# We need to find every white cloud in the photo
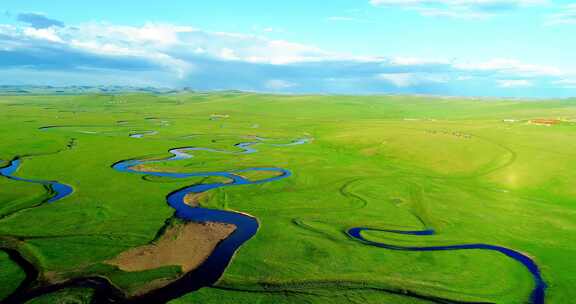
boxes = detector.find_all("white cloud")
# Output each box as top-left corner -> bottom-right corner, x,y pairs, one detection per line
220,48 -> 239,60
248,39 -> 328,64
66,35 -> 193,78
23,27 -> 63,43
370,0 -> 549,19
389,56 -> 449,66
2,22 -> 565,79
0,22 -> 336,77
497,79 -> 533,88
413,7 -> 491,19
265,79 -> 297,90
0,20 -> 574,97
454,58 -> 563,77
370,0 -> 547,7
376,73 -> 418,87
251,25 -> 286,34
547,4 -> 576,25
44,23 -> 330,65
375,73 -> 447,87
71,23 -> 195,47
554,79 -> 576,88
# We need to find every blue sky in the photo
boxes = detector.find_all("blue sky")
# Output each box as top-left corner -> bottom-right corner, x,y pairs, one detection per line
1,0 -> 575,97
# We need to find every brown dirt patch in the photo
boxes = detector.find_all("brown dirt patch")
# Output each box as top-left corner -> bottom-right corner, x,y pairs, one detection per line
530,118 -> 560,125
183,192 -> 207,207
128,164 -> 169,173
107,221 -> 236,273
236,171 -> 281,182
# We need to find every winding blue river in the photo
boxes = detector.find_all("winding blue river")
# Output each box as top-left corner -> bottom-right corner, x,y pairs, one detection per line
347,227 -> 546,304
112,137 -> 308,302
1,132 -> 545,304
0,158 -> 73,203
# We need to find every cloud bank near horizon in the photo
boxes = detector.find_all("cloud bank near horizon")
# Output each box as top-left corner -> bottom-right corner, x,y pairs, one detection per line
0,16 -> 575,98
370,0 -> 549,19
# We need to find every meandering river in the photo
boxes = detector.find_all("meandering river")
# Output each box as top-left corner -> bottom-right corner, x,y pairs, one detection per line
347,227 -> 546,304
0,132 -> 546,304
0,158 -> 73,203
111,137 -> 307,302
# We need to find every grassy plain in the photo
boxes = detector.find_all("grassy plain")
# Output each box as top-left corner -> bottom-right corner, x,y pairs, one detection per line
1,93 -> 576,303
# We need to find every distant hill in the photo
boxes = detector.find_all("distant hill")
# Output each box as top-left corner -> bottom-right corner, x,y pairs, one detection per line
0,85 -> 190,95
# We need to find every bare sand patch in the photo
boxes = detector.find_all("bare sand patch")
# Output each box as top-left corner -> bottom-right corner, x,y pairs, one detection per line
107,221 -> 236,273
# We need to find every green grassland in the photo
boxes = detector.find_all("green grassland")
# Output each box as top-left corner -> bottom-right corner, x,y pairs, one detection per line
1,93 -> 576,303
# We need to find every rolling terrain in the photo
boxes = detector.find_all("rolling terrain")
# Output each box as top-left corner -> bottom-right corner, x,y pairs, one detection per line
1,92 -> 576,303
